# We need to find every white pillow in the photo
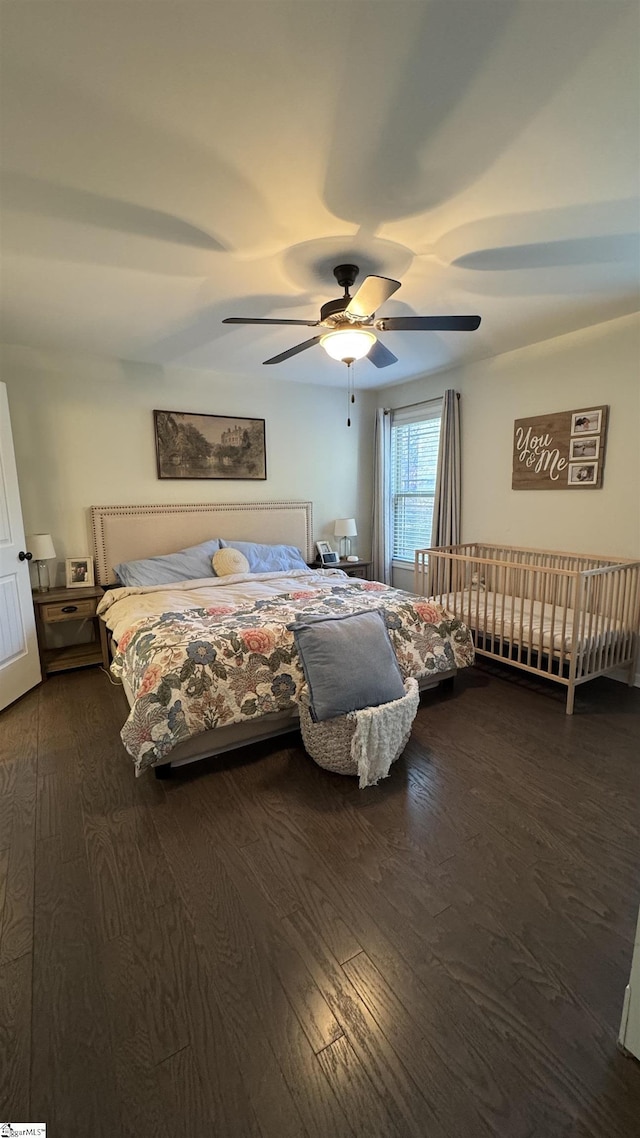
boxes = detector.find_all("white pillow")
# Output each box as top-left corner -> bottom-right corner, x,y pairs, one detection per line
212,547 -> 250,576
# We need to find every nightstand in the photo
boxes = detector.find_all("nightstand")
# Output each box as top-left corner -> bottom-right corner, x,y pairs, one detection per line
310,559 -> 373,580
32,585 -> 109,678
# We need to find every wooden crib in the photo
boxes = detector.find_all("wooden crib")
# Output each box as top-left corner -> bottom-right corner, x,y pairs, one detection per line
415,543 -> 640,714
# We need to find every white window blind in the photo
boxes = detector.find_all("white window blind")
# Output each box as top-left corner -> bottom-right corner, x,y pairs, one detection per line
390,401 -> 442,562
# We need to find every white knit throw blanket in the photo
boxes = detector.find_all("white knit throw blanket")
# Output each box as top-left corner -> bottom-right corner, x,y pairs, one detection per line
350,678 -> 420,789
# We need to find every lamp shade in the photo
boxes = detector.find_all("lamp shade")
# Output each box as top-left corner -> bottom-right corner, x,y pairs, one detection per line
27,533 -> 56,560
334,518 -> 357,539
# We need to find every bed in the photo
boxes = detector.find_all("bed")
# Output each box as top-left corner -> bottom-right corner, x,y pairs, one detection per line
415,542 -> 640,714
91,501 -> 474,775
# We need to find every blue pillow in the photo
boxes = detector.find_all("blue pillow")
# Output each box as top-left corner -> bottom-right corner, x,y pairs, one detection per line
289,609 -> 405,722
114,539 -> 221,586
218,539 -> 307,574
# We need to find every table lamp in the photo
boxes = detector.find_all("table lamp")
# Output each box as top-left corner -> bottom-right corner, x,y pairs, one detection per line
27,533 -> 56,592
334,518 -> 357,559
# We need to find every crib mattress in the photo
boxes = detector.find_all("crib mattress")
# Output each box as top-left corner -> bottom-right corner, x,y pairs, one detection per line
434,589 -> 623,656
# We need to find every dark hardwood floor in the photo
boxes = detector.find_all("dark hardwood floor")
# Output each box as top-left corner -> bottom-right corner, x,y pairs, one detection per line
1,663 -> 639,1137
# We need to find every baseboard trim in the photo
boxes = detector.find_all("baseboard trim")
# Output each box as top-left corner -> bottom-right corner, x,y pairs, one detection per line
610,666 -> 640,688
618,983 -> 631,1048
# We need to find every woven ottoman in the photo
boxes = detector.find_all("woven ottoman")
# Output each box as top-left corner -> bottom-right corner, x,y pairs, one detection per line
298,677 -> 420,788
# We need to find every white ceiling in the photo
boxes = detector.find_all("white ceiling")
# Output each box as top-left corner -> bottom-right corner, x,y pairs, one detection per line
1,1 -> 638,389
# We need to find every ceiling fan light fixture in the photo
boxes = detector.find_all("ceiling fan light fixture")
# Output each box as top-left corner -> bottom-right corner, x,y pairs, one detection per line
223,264 -> 481,369
320,328 -> 376,362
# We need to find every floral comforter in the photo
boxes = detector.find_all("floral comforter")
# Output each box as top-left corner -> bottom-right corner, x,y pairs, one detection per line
99,573 -> 474,774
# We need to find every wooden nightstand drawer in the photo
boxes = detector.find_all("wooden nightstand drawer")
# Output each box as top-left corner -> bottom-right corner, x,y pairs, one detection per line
41,597 -> 97,623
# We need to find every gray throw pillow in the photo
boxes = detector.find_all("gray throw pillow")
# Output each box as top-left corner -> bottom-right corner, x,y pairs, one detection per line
289,609 -> 405,722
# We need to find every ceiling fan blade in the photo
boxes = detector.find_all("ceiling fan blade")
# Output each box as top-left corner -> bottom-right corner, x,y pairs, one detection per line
377,315 -> 481,332
367,340 -> 398,368
345,275 -> 401,318
263,336 -> 322,365
223,317 -> 319,326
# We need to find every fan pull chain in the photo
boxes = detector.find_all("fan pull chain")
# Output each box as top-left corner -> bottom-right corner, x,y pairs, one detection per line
346,360 -> 356,427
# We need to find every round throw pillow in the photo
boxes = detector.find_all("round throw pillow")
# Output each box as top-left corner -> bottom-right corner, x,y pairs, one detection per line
212,547 -> 250,576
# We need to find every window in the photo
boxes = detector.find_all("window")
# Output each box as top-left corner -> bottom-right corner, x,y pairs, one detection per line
390,401 -> 442,563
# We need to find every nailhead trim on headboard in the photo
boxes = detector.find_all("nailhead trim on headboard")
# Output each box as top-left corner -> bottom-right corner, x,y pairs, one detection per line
90,500 -> 314,585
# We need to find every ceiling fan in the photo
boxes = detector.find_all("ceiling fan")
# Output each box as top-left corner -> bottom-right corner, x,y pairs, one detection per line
222,263 -> 481,368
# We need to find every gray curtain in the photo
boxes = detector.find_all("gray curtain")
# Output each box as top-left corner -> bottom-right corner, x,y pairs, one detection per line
372,407 -> 392,583
431,389 -> 461,547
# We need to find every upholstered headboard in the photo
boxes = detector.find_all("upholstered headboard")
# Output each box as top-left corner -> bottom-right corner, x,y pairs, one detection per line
90,500 -> 314,585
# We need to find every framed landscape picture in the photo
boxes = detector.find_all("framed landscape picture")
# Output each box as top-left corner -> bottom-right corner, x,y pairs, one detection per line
154,410 -> 266,480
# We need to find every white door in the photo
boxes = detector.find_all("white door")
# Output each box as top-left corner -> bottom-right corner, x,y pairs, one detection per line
0,382 -> 41,710
619,907 -> 640,1061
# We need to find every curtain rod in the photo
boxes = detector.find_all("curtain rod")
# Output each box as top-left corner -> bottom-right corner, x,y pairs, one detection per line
383,392 -> 459,415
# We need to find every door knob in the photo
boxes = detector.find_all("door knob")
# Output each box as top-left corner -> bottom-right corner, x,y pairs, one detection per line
18,550 -> 33,561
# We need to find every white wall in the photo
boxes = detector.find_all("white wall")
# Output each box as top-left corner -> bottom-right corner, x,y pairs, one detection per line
370,313 -> 640,592
1,344 -> 374,586
4,312 -> 637,595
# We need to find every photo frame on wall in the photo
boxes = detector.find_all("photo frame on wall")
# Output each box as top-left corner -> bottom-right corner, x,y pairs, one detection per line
568,461 -> 598,486
154,410 -> 266,480
569,436 -> 600,461
571,409 -> 602,435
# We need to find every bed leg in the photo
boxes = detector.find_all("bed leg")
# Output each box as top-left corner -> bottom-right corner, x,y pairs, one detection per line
566,683 -> 576,716
154,763 -> 173,780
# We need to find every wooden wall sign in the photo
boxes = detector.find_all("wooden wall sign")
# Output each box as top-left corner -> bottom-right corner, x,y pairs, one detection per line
512,405 -> 608,490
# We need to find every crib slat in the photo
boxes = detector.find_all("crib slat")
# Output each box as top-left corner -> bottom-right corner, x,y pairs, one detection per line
582,573 -> 592,679
473,557 -> 481,651
515,560 -> 524,666
598,570 -> 608,675
505,557 -> 514,664
609,565 -> 623,671
547,576 -> 557,675
618,569 -> 628,666
558,570 -> 571,677
598,569 -> 613,675
539,569 -> 548,670
527,569 -> 536,665
622,567 -> 634,665
618,566 -> 630,667
568,572 -> 586,703
488,561 -> 494,652
610,565 -> 623,667
628,566 -> 637,678
629,567 -> 638,663
598,573 -> 608,672
586,577 -> 596,677
593,574 -> 604,676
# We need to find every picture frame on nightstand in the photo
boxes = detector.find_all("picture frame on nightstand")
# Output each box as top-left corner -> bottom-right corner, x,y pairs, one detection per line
315,541 -> 339,565
65,556 -> 95,588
